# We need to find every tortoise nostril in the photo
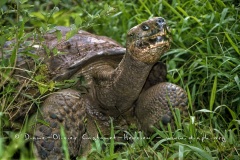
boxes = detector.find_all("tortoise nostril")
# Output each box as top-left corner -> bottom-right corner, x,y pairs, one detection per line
156,17 -> 165,27
158,17 -> 165,23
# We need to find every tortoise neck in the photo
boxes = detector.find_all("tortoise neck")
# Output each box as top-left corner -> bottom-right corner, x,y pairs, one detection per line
95,53 -> 153,117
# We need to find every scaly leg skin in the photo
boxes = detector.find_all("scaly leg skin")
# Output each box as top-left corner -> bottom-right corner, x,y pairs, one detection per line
135,82 -> 188,133
33,89 -> 87,159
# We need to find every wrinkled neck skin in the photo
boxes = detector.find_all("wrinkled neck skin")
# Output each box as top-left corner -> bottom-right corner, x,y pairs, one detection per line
94,51 -> 154,117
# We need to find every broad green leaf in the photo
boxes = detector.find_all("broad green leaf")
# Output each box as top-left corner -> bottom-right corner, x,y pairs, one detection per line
75,16 -> 83,27
30,12 -> 46,20
38,84 -> 48,95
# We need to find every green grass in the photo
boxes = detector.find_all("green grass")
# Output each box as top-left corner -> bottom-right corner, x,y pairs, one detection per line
1,0 -> 240,159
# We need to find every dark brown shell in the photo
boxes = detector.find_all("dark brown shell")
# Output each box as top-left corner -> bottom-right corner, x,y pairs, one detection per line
42,26 -> 126,80
1,26 -> 125,81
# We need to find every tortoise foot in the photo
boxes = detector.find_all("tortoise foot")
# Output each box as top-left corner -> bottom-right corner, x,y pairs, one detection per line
33,89 -> 86,159
135,82 -> 188,133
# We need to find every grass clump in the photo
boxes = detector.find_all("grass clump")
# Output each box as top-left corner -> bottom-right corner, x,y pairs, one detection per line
0,0 -> 239,159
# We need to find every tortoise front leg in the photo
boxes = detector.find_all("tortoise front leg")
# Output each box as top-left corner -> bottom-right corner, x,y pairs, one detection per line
33,89 -> 87,159
135,82 -> 188,133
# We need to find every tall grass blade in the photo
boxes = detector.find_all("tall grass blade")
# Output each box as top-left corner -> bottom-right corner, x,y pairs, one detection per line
179,144 -> 184,160
210,76 -> 217,118
109,118 -> 115,157
225,32 -> 240,55
60,126 -> 70,160
162,1 -> 183,19
186,86 -> 193,115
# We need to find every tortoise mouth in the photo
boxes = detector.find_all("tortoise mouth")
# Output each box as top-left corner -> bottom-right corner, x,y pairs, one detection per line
136,33 -> 170,49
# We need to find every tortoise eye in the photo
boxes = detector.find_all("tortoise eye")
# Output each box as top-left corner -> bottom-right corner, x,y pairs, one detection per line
141,24 -> 150,31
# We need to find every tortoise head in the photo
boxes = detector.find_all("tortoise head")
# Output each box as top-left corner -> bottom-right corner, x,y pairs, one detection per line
126,17 -> 170,64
